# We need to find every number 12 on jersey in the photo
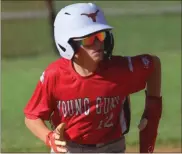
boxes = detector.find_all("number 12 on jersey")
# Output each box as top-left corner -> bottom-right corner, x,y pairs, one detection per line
97,112 -> 114,129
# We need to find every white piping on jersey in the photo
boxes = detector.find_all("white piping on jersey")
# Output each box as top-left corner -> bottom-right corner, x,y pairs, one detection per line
127,56 -> 133,72
120,97 -> 127,134
40,71 -> 45,83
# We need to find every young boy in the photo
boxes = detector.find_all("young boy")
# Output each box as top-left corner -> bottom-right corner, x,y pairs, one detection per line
24,2 -> 162,153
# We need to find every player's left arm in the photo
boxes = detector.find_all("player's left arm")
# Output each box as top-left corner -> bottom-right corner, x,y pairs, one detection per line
139,55 -> 162,153
146,55 -> 161,97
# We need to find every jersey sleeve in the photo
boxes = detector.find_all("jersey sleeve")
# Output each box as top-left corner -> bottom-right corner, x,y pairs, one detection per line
24,70 -> 56,120
124,54 -> 155,94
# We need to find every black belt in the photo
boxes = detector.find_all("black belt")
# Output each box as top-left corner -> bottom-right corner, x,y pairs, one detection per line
69,136 -> 124,148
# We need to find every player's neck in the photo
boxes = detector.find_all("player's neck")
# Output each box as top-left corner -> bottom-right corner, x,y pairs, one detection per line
72,60 -> 99,77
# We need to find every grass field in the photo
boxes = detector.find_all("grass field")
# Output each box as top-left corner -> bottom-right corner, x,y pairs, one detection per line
2,1 -> 181,153
2,1 -> 180,12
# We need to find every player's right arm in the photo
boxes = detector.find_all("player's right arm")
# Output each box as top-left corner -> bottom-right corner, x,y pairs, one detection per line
24,70 -> 67,153
25,117 -> 51,143
25,117 -> 67,153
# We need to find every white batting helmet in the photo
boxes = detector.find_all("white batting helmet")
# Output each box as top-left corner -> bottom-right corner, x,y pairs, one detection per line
54,3 -> 113,60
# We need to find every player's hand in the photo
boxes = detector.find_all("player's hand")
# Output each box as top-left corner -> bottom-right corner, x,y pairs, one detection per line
46,123 -> 67,153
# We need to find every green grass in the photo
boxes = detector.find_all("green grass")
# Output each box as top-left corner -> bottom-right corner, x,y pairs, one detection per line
1,18 -> 54,58
54,1 -> 181,10
1,1 -> 47,12
2,14 -> 181,152
2,1 -> 180,12
2,15 -> 181,58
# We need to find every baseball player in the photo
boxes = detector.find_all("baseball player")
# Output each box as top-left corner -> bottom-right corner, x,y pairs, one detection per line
24,3 -> 162,153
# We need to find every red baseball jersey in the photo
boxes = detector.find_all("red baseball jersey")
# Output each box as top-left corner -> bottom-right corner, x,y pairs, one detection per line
24,55 -> 154,144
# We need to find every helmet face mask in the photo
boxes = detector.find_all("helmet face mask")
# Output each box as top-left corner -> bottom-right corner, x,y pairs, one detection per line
54,3 -> 114,60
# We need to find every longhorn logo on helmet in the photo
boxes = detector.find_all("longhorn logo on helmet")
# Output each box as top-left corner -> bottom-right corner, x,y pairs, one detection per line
81,10 -> 99,22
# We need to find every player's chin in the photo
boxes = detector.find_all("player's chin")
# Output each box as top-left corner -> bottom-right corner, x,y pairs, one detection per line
92,55 -> 103,63
91,52 -> 104,62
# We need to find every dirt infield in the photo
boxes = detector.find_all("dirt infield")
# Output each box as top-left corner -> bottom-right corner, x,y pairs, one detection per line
126,146 -> 181,152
